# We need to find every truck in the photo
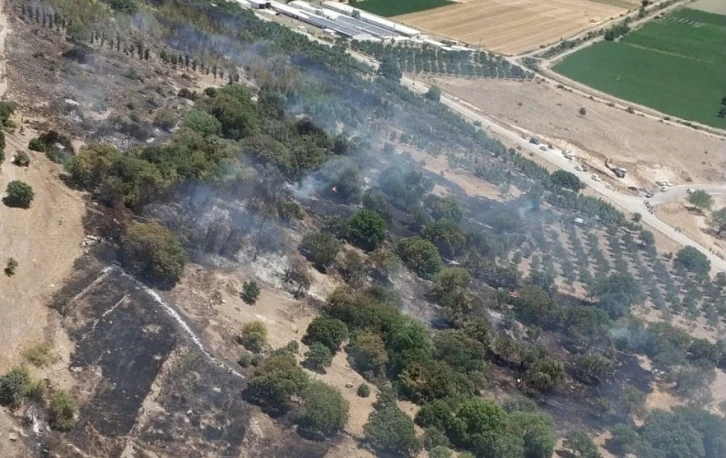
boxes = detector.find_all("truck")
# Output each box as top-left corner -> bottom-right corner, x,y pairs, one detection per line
605,158 -> 627,178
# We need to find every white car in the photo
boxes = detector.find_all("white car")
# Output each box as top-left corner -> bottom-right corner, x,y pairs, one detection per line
591,174 -> 602,182
686,188 -> 695,194
574,165 -> 583,171
661,186 -> 669,192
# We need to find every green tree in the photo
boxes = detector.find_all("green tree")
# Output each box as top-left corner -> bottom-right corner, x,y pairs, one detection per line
239,321 -> 268,353
245,352 -> 309,413
430,267 -> 471,299
203,85 -> 258,140
348,331 -> 389,377
397,237 -> 443,279
433,329 -> 485,373
425,85 -> 442,103
364,403 -> 421,457
564,429 -> 602,458
422,220 -> 466,258
120,221 -> 187,285
425,195 -> 464,223
573,353 -> 614,384
709,207 -> 726,236
182,110 -> 222,137
512,285 -> 560,326
551,170 -> 581,192
240,281 -> 261,305
3,180 -> 34,208
675,246 -> 711,276
525,358 -> 566,392
0,367 -> 31,405
65,144 -> 121,190
687,190 -> 714,213
295,380 -> 349,438
508,411 -> 558,458
299,231 -> 340,271
49,391 -> 78,431
346,209 -> 388,251
304,342 -> 333,373
377,56 -> 402,82
303,316 -> 349,354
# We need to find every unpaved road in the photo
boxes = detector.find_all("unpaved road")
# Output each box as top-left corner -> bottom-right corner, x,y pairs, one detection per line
339,44 -> 726,272
399,75 -> 726,273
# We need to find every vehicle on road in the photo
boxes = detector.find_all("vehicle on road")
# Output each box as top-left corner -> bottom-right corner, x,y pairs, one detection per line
591,174 -> 602,182
687,188 -> 695,194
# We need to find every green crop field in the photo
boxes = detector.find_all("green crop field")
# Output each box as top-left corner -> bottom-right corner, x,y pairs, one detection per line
554,8 -> 726,129
351,0 -> 453,17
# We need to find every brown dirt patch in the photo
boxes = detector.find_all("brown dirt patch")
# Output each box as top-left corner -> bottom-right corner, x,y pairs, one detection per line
396,0 -> 628,55
428,77 -> 726,186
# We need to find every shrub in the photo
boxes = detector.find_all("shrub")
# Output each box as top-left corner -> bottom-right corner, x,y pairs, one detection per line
579,107 -> 587,116
4,180 -> 34,208
13,151 -> 30,167
357,383 -> 371,398
304,342 -> 333,373
5,258 -> 18,276
23,344 -> 55,367
152,108 -> 177,131
0,367 -> 31,405
303,316 -> 349,354
49,391 -> 78,431
240,280 -> 261,305
119,221 -> 187,285
425,86 -> 442,103
295,380 -> 349,438
238,352 -> 252,368
239,321 -> 268,353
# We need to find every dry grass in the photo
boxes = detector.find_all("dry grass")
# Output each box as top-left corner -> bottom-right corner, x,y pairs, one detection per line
22,343 -> 57,367
396,0 -> 628,54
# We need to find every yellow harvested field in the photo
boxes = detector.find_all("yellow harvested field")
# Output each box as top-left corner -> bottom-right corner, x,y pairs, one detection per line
396,0 -> 630,55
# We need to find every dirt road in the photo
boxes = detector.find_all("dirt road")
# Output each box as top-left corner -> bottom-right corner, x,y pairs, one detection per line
399,75 -> 726,273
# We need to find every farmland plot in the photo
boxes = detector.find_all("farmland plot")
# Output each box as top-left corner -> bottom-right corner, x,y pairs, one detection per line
395,0 -> 627,55
554,8 -> 726,128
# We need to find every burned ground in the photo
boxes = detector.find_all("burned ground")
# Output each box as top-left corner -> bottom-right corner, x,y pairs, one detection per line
43,261 -> 332,458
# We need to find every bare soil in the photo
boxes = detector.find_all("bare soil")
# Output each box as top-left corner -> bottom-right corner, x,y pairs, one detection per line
0,125 -> 86,374
427,77 -> 726,187
690,0 -> 726,14
396,0 -> 628,55
654,198 -> 726,260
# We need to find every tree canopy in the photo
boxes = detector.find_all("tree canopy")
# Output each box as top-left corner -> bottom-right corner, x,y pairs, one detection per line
397,237 -> 443,279
675,246 -> 711,276
120,221 -> 187,285
687,190 -> 714,212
